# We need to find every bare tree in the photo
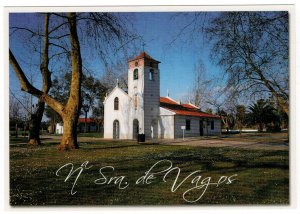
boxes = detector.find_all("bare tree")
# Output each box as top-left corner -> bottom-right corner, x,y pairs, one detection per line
10,14 -> 52,145
236,105 -> 246,134
10,12 -> 138,150
9,94 -> 23,137
186,59 -> 215,110
102,59 -> 129,92
170,12 -> 288,117
10,13 -> 82,150
206,12 -> 289,115
27,14 -> 51,145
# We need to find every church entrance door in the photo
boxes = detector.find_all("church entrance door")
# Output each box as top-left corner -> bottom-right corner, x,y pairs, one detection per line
113,120 -> 120,139
133,119 -> 139,140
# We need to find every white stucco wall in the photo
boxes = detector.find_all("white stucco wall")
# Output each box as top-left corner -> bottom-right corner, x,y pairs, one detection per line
103,87 -> 131,139
158,107 -> 175,139
174,116 -> 221,138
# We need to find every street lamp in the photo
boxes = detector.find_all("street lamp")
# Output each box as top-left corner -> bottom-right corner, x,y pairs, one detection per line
82,104 -> 90,133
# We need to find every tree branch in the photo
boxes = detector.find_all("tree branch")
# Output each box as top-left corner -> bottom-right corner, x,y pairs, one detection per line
50,34 -> 70,40
49,42 -> 70,53
51,13 -> 69,19
9,49 -> 64,116
10,27 -> 44,37
49,21 -> 69,34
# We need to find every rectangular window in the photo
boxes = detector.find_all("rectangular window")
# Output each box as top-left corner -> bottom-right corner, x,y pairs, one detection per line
186,119 -> 191,130
211,120 -> 214,130
149,69 -> 154,81
133,69 -> 138,80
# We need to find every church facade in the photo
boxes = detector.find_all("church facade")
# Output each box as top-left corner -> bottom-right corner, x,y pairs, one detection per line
103,52 -> 221,139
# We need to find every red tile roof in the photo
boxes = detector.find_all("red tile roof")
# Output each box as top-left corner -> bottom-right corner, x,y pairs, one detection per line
160,97 -> 179,105
128,51 -> 160,63
78,118 -> 95,123
160,97 -> 220,119
167,109 -> 220,118
181,103 -> 199,110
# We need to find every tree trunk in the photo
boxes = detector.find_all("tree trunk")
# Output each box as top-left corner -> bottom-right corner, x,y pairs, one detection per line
249,60 -> 289,115
58,12 -> 82,150
97,122 -> 101,132
239,124 -> 242,136
15,124 -> 18,137
27,13 -> 51,145
59,116 -> 79,150
258,123 -> 263,132
28,101 -> 46,145
28,103 -> 42,145
51,123 -> 56,134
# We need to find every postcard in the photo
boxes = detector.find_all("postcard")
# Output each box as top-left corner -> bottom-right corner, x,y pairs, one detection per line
5,4 -> 294,208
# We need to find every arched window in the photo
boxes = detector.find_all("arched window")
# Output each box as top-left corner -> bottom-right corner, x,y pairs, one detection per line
133,69 -> 138,80
114,97 -> 119,110
113,120 -> 120,139
149,69 -> 154,81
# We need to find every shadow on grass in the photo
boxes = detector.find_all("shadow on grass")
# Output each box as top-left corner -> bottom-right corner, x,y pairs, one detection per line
10,140 -> 160,151
80,142 -> 160,151
160,147 -> 289,173
231,141 -> 289,149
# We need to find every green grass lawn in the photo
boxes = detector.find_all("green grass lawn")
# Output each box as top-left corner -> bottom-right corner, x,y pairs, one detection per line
220,131 -> 289,143
77,132 -> 103,138
9,139 -> 289,206
10,136 -> 29,144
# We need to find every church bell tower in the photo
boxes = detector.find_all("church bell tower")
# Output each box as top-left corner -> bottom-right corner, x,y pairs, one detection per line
127,52 -> 160,139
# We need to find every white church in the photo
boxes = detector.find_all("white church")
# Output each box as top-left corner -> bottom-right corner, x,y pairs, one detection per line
103,52 -> 221,140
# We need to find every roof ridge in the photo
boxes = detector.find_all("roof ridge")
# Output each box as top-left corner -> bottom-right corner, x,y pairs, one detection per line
165,96 -> 180,104
182,103 -> 199,109
128,51 -> 160,63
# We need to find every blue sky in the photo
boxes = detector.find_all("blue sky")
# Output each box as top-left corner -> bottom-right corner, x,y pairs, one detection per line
129,12 -> 222,99
9,12 -> 222,103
